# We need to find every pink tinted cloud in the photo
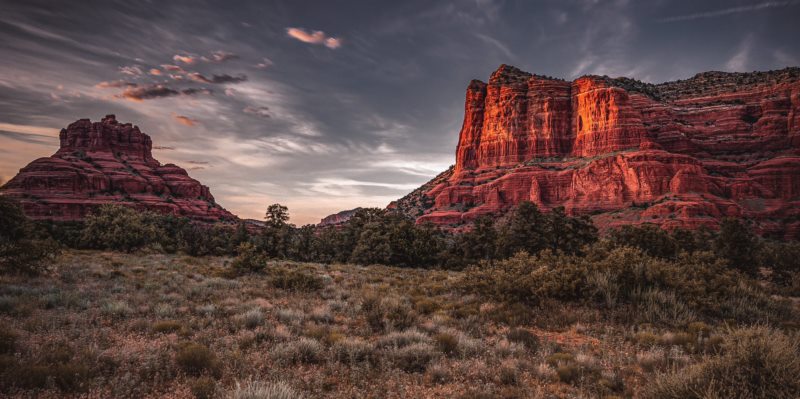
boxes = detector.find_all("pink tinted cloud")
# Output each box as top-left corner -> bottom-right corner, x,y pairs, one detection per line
173,54 -> 196,64
286,27 -> 342,49
174,114 -> 198,127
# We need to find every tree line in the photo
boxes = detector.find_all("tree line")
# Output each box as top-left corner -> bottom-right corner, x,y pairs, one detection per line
1,196 -> 798,290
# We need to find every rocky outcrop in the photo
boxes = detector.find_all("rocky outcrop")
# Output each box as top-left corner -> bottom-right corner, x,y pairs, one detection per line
396,65 -> 800,238
0,115 -> 236,222
318,208 -> 361,226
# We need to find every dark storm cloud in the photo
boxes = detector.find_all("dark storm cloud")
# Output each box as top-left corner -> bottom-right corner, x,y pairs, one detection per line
243,106 -> 271,118
188,72 -> 248,84
117,85 -> 179,101
0,0 -> 798,223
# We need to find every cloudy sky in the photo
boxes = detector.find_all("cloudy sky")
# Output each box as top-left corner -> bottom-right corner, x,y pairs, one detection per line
0,0 -> 798,224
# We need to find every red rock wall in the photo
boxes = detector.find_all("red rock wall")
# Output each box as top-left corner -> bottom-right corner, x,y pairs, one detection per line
1,115 -> 236,222
412,65 -> 800,238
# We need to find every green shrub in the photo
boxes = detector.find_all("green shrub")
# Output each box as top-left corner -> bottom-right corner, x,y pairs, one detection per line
101,300 -> 133,319
176,343 -> 220,376
556,363 -> 581,384
463,245 -> 782,323
434,332 -> 459,356
506,328 -> 539,352
387,343 -> 438,372
0,196 -> 59,275
332,338 -> 374,364
270,338 -> 323,365
190,376 -> 217,399
153,320 -> 184,334
608,224 -> 677,259
236,308 -> 265,329
270,268 -> 323,291
231,242 -> 267,274
646,326 -> 800,398
633,288 -> 696,326
498,362 -> 520,385
760,240 -> 800,288
713,218 -> 760,276
81,204 -> 165,252
462,250 -> 589,305
362,293 -> 416,332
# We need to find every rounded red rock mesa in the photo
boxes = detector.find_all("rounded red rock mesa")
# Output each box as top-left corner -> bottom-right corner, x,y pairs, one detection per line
1,116 -> 236,222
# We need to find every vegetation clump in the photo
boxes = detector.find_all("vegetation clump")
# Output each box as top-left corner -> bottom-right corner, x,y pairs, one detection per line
646,326 -> 800,398
0,196 -> 59,275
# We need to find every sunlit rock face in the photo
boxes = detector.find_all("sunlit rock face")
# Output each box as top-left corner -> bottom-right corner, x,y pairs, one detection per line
396,65 -> 800,237
318,207 -> 361,227
1,115 -> 236,222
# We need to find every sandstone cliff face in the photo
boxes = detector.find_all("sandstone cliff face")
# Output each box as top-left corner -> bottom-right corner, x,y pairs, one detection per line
401,65 -> 800,237
0,115 -> 236,222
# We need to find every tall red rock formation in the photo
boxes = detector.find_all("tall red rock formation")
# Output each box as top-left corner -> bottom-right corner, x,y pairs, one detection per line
0,115 -> 236,222
394,65 -> 800,238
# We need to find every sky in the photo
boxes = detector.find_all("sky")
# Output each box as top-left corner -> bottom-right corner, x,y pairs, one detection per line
0,0 -> 799,225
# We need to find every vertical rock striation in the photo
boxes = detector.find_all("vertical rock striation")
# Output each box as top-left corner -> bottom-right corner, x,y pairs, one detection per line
396,65 -> 800,237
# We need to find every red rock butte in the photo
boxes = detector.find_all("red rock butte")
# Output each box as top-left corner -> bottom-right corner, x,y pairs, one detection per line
391,65 -> 800,238
0,115 -> 236,222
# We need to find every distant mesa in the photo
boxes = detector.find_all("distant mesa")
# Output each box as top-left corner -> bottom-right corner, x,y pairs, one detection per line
0,114 -> 236,222
393,65 -> 800,238
319,207 -> 362,227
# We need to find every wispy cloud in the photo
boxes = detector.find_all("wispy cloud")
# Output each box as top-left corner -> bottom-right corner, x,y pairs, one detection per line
726,35 -> 754,72
658,1 -> 800,23
201,50 -> 238,63
118,65 -> 143,76
474,33 -> 515,60
161,64 -> 185,73
0,122 -> 58,137
95,80 -> 136,88
256,57 -> 273,68
286,27 -> 342,49
173,114 -> 197,127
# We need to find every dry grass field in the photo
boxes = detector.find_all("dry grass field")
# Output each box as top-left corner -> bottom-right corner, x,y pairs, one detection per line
0,250 -> 798,398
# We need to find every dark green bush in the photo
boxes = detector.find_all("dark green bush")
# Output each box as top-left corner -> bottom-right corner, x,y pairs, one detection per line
462,245 -> 785,324
608,224 -> 677,259
506,328 -> 539,352
713,218 -> 760,276
270,268 -> 324,291
230,242 -> 267,274
175,343 -> 220,376
81,205 -> 165,252
0,196 -> 59,275
760,240 -> 800,288
190,376 -> 217,399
